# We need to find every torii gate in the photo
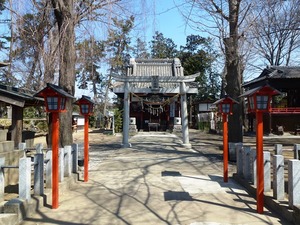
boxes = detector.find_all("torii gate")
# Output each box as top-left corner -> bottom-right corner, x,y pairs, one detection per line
112,73 -> 199,148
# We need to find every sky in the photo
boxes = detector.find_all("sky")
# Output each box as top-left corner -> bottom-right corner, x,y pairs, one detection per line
77,0 -> 197,98
146,0 -> 195,47
0,0 -> 198,97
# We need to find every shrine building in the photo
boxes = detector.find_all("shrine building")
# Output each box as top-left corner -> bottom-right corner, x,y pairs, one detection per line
112,58 -> 199,147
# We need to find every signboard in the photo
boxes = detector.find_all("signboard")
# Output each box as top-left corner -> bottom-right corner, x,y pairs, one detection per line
151,76 -> 159,91
170,101 -> 175,117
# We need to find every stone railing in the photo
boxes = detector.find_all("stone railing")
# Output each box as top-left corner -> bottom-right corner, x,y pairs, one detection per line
232,142 -> 300,224
0,142 -> 82,224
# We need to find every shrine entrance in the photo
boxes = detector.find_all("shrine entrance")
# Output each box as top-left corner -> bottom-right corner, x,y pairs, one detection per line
112,58 -> 199,147
130,92 -> 180,132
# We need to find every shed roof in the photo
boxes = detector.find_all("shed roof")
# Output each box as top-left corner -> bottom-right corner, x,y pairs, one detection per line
0,84 -> 44,107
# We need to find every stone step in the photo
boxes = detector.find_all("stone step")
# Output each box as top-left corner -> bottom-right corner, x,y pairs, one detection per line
0,213 -> 18,225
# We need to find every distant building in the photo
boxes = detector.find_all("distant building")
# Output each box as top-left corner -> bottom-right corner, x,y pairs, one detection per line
243,66 -> 300,134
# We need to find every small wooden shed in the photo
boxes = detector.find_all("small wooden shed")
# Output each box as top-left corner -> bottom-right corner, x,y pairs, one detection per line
0,84 -> 44,147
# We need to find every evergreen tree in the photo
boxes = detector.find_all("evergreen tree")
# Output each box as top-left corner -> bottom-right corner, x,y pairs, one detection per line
103,15 -> 134,116
132,38 -> 149,59
76,37 -> 106,99
150,31 -> 178,58
178,35 -> 220,100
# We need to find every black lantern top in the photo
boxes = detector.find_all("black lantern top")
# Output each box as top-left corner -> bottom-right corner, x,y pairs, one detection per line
74,95 -> 94,115
34,83 -> 74,112
213,96 -> 238,115
240,85 -> 280,113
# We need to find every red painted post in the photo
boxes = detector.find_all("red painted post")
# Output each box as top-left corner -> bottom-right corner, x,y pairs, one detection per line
223,114 -> 228,182
256,112 -> 264,213
84,114 -> 89,182
52,112 -> 59,209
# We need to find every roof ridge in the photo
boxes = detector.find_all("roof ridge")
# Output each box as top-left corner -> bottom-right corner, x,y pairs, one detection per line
270,66 -> 300,69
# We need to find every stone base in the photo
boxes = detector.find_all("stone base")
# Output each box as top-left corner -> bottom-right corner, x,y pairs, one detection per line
181,143 -> 192,149
129,125 -> 137,133
173,125 -> 182,131
121,143 -> 132,148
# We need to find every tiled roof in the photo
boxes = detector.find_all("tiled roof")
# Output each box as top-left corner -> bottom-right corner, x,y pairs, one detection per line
243,66 -> 300,88
128,58 -> 183,77
127,58 -> 183,89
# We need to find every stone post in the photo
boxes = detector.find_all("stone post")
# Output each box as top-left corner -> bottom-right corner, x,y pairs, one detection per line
293,144 -> 300,159
0,157 -> 5,202
34,153 -> 44,196
45,150 -> 52,188
71,143 -> 78,173
64,145 -> 72,177
274,144 -> 283,155
36,143 -> 43,154
264,151 -> 271,192
59,148 -> 64,182
19,157 -> 31,200
250,148 -> 257,186
288,159 -> 300,208
236,143 -> 243,176
228,142 -> 235,162
243,146 -> 251,181
180,81 -> 191,148
273,155 -> 285,200
235,143 -> 243,162
18,142 -> 26,157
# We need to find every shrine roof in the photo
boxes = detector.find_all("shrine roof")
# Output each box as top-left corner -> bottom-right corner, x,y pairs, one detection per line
112,58 -> 199,95
128,58 -> 184,77
243,66 -> 300,89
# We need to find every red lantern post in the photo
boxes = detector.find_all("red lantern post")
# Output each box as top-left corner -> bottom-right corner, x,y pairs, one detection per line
241,85 -> 280,213
34,83 -> 74,209
213,96 -> 238,182
74,95 -> 94,182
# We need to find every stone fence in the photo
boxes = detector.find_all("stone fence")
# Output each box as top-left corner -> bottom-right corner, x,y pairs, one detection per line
231,142 -> 300,224
0,142 -> 83,224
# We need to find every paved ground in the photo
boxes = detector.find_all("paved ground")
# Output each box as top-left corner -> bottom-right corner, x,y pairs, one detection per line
20,129 -> 299,225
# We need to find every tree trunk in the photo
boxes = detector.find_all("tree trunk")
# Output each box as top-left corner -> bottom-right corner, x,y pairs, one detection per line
224,0 -> 243,143
52,0 -> 76,147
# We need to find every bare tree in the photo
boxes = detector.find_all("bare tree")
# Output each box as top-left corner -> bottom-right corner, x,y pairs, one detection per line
48,0 -> 128,146
246,0 -> 300,68
179,0 -> 252,142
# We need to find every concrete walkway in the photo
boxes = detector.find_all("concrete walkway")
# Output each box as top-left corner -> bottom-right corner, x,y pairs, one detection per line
21,131 -> 292,225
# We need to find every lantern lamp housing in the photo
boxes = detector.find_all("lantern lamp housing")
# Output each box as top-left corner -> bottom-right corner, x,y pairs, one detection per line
74,95 -> 94,116
34,83 -> 74,113
240,85 -> 281,113
213,96 -> 238,115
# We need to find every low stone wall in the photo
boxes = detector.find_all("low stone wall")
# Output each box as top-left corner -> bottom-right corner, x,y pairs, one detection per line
0,129 -> 23,187
0,150 -> 24,187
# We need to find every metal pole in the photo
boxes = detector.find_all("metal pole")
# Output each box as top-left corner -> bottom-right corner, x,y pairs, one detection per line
84,114 -> 89,182
52,112 -> 59,209
223,114 -> 228,182
256,112 -> 264,213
